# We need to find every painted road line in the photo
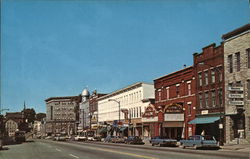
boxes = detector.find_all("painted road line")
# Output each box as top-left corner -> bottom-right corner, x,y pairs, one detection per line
56,148 -> 61,152
69,154 -> 79,159
89,147 -> 158,159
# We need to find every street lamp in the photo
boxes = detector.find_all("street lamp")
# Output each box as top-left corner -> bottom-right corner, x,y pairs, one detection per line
108,99 -> 121,123
197,62 -> 224,146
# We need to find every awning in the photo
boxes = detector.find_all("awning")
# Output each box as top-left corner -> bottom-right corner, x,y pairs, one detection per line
97,127 -> 107,134
188,116 -> 220,124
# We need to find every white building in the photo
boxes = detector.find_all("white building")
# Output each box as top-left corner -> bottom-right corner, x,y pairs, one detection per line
5,119 -> 18,137
78,88 -> 90,132
98,82 -> 154,136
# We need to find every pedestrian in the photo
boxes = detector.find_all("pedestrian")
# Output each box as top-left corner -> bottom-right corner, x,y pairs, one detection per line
201,130 -> 205,136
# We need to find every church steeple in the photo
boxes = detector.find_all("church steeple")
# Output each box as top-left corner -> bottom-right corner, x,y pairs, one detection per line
23,101 -> 26,110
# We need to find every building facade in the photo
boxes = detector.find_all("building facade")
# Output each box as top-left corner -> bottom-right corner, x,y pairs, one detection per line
45,96 -> 81,136
5,119 -> 18,137
192,43 -> 225,144
222,24 -> 250,144
98,82 -> 154,137
154,66 -> 196,140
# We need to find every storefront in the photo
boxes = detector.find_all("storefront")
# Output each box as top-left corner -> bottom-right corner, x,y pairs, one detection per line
142,104 -> 160,139
162,104 -> 184,140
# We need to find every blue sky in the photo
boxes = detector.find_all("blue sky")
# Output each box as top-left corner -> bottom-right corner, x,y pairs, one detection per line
1,0 -> 249,113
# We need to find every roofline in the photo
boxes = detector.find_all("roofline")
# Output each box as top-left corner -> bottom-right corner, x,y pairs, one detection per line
45,96 -> 80,102
154,66 -> 193,81
98,82 -> 153,101
222,23 -> 250,40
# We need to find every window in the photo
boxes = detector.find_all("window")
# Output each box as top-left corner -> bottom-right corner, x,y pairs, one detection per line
199,93 -> 203,108
176,85 -> 180,97
211,91 -> 216,107
235,52 -> 240,72
218,89 -> 223,107
198,73 -> 202,86
204,71 -> 209,85
247,48 -> 250,68
136,107 -> 138,118
205,92 -> 209,108
211,69 -> 215,83
188,104 -> 192,115
188,83 -> 191,95
217,66 -> 223,82
158,89 -> 162,101
166,87 -> 169,99
139,107 -> 142,117
247,80 -> 250,100
228,55 -> 233,73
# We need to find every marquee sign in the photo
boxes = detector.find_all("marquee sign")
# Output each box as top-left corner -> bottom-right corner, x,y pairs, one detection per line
164,103 -> 183,113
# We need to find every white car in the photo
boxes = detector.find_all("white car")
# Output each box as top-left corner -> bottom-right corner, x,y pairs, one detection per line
87,136 -> 94,141
74,135 -> 86,141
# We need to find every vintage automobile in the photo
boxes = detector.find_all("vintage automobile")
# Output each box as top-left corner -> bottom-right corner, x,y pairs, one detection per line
74,135 -> 87,141
150,136 -> 177,147
54,133 -> 67,141
180,135 -> 219,149
125,136 -> 145,145
111,136 -> 125,143
14,131 -> 26,143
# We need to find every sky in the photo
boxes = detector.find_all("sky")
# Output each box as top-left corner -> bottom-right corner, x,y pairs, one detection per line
1,0 -> 249,113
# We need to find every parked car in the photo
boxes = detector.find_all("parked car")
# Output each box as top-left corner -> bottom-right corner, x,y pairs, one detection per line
180,135 -> 219,149
111,136 -> 125,143
74,135 -> 87,141
45,136 -> 53,140
54,134 -> 67,141
87,136 -> 95,141
150,136 -> 177,147
125,136 -> 145,145
14,131 -> 26,143
104,136 -> 115,143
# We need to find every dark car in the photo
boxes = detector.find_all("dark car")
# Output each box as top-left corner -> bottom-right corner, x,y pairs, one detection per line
14,131 -> 26,143
125,136 -> 145,145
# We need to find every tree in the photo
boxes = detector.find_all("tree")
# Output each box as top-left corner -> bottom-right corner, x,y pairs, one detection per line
22,108 -> 36,123
36,113 -> 46,121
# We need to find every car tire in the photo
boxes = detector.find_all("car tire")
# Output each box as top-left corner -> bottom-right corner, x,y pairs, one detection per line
194,145 -> 198,150
152,143 -> 155,146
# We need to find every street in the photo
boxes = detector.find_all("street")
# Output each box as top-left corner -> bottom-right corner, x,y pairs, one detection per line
0,139 -> 249,159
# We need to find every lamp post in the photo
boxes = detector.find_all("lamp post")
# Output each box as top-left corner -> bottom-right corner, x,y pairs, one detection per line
108,99 -> 121,123
197,62 -> 224,146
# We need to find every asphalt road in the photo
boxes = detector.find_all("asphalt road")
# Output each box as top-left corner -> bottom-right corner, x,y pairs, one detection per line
0,139 -> 249,159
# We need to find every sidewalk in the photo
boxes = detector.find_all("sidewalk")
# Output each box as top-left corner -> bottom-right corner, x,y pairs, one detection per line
221,144 -> 250,152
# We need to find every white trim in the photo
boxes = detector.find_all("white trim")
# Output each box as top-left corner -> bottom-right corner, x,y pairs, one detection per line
187,81 -> 191,84
187,102 -> 192,104
176,84 -> 180,86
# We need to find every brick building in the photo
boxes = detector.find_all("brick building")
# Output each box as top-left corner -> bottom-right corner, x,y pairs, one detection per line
222,24 -> 250,144
154,66 -> 196,140
192,43 -> 224,144
45,96 -> 81,136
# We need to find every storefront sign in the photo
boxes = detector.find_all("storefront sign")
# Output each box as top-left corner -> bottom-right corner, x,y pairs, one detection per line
164,103 -> 183,113
142,105 -> 157,118
228,87 -> 243,91
142,116 -> 158,122
201,110 -> 208,115
164,114 -> 184,121
229,94 -> 244,98
229,101 -> 244,105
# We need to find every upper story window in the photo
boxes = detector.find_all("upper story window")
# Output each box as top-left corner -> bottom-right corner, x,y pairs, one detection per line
188,83 -> 191,95
205,92 -> 209,108
211,69 -> 215,83
176,85 -> 180,97
211,91 -> 216,107
228,55 -> 233,73
188,103 -> 192,115
198,72 -> 202,86
204,71 -> 209,85
158,89 -> 162,101
235,52 -> 240,72
247,80 -> 250,100
199,93 -> 203,109
218,88 -> 223,107
166,87 -> 170,99
247,48 -> 250,68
